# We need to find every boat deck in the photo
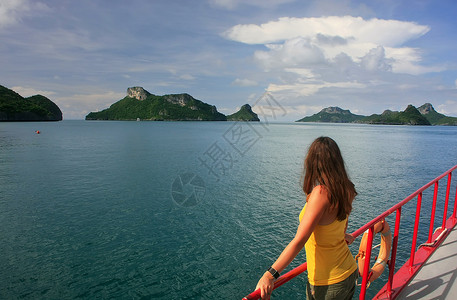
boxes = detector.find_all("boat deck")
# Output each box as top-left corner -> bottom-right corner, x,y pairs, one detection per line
396,225 -> 457,299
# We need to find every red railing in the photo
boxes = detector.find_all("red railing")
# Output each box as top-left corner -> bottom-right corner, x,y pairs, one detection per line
243,165 -> 457,300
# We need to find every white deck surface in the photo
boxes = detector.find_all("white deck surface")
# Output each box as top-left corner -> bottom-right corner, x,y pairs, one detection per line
397,226 -> 457,299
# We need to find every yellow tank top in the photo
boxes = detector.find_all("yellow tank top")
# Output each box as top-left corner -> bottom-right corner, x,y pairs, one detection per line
299,204 -> 357,286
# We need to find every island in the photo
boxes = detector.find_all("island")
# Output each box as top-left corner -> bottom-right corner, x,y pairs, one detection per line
227,104 -> 260,121
418,103 -> 457,125
86,87 -> 226,121
297,103 -> 457,126
297,107 -> 364,123
0,85 -> 62,121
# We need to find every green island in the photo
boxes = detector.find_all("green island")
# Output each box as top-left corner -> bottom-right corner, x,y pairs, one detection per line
86,87 -> 258,121
297,103 -> 457,125
3,82 -> 455,125
0,85 -> 62,121
226,104 -> 259,121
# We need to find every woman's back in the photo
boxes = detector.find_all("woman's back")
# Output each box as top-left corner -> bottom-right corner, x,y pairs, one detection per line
300,199 -> 357,286
252,137 -> 358,300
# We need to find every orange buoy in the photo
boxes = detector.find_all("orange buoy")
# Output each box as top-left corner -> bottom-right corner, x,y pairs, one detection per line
35,130 -> 40,134
356,219 -> 392,286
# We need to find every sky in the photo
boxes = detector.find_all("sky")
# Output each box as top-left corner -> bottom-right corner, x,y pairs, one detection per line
1,0 -> 457,120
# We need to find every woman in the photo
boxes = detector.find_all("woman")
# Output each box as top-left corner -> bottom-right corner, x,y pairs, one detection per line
255,136 -> 358,300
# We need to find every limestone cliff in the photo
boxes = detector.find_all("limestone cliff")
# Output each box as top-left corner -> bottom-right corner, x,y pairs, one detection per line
418,103 -> 457,125
127,87 -> 151,101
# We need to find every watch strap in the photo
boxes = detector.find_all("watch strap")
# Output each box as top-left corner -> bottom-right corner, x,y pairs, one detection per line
268,267 -> 280,279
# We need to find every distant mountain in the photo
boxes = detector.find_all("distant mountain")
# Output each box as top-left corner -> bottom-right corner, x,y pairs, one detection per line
360,105 -> 430,125
296,103 -> 457,126
0,85 -> 62,121
296,107 -> 365,123
418,103 -> 457,125
86,87 -> 226,121
227,104 -> 260,121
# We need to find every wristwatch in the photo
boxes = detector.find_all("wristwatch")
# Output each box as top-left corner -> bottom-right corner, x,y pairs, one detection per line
268,267 -> 280,279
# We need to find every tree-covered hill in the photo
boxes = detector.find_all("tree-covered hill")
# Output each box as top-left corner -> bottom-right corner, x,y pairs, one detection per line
296,107 -> 364,123
226,104 -> 260,121
297,103 -> 457,126
418,103 -> 457,125
360,105 -> 430,125
0,85 -> 62,121
86,87 -> 226,121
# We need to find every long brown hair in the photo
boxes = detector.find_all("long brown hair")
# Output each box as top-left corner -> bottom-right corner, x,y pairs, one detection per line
302,136 -> 357,220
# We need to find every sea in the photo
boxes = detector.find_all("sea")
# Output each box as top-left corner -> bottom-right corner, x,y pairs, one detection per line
0,120 -> 456,299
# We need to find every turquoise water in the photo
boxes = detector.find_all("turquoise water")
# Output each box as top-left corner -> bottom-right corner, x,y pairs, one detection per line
0,120 -> 456,299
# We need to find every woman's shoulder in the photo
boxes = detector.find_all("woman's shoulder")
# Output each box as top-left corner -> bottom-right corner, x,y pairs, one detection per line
308,185 -> 330,204
311,185 -> 329,195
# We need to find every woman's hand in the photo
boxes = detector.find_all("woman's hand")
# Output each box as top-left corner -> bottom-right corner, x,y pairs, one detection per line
345,233 -> 355,245
255,271 -> 275,300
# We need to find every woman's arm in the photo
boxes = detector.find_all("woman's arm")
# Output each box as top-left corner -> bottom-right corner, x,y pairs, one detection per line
344,219 -> 355,245
255,186 -> 330,299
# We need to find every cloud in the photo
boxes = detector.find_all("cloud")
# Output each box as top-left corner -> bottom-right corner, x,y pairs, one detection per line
267,80 -> 366,97
10,86 -> 126,119
284,68 -> 316,79
360,46 -> 393,72
220,15 -> 455,118
232,78 -> 258,86
11,86 -> 56,98
224,16 -> 429,46
0,0 -> 28,28
0,0 -> 49,29
252,103 -> 324,121
254,37 -> 326,71
224,16 -> 433,75
437,100 -> 457,117
179,74 -> 196,80
315,33 -> 349,46
56,90 -> 125,120
208,0 -> 294,10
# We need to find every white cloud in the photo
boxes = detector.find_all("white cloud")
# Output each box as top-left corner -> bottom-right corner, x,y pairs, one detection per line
281,104 -> 324,118
437,100 -> 457,117
0,0 -> 27,28
250,103 -> 326,122
224,16 -> 433,75
232,78 -> 258,86
392,60 -> 445,75
386,47 -> 445,74
267,81 -> 366,97
254,37 -> 326,71
217,107 -> 237,115
179,74 -> 196,80
0,0 -> 49,28
11,86 -> 56,98
56,91 -> 125,119
284,68 -> 316,79
396,84 -> 419,90
224,16 -> 429,46
10,86 -> 126,119
220,15 -> 450,116
360,46 -> 393,72
208,0 -> 294,10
